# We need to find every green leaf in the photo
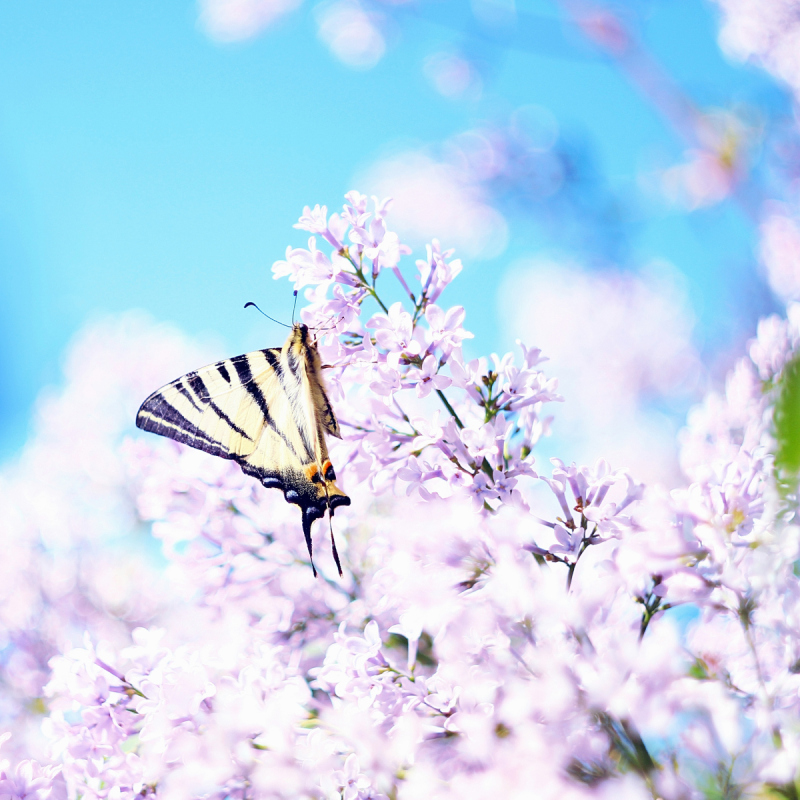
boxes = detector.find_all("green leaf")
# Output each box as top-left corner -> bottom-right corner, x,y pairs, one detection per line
774,355 -> 800,488
689,658 -> 709,680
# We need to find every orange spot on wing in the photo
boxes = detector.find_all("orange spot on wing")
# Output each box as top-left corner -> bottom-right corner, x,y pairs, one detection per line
304,464 -> 322,483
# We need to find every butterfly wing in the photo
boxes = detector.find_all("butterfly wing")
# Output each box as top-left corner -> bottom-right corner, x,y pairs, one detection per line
135,351 -> 278,459
236,337 -> 350,548
136,330 -> 350,575
136,347 -> 316,484
310,364 -> 341,439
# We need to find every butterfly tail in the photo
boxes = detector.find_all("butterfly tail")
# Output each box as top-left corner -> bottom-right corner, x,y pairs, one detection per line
328,511 -> 343,577
301,507 -> 319,578
323,484 -> 348,577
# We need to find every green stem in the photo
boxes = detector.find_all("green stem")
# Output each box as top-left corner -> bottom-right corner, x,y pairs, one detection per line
639,596 -> 671,640
367,287 -> 389,313
436,389 -> 464,429
343,251 -> 389,313
566,535 -> 591,590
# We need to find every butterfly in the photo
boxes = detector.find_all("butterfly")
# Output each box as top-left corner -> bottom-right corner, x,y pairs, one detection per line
136,322 -> 350,577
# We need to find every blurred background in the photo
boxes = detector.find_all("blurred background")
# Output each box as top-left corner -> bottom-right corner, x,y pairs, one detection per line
1,0 -> 798,484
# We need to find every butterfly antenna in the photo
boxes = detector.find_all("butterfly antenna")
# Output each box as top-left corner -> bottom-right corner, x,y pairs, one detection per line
323,484 -> 344,577
244,302 -> 292,329
291,290 -> 298,325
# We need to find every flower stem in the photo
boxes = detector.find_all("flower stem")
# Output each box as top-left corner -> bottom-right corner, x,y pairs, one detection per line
367,287 -> 389,313
436,389 -> 464,429
566,535 -> 591,590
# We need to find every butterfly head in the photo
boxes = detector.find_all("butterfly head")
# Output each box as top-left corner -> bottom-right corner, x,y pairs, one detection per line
288,322 -> 312,350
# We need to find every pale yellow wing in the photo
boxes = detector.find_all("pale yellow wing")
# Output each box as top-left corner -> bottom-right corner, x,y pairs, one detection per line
135,350 -> 285,458
136,328 -> 351,576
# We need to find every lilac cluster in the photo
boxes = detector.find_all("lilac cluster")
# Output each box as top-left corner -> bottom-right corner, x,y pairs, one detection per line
3,194 -> 800,799
277,192 -> 560,512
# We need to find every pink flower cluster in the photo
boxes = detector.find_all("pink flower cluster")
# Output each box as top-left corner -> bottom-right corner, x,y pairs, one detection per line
275,192 -> 560,510
2,194 -> 800,799
713,0 -> 800,102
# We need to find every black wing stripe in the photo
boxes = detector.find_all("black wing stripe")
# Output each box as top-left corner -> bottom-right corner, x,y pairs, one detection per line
263,348 -> 303,400
262,348 -> 315,460
147,395 -> 200,437
218,363 -> 231,383
175,382 -> 203,413
187,372 -> 209,403
232,353 -> 301,460
238,460 -> 283,487
320,389 -> 337,432
262,349 -> 287,385
141,415 -> 227,457
207,399 -> 253,441
286,346 -> 303,380
263,348 -> 306,400
138,395 -> 219,452
182,371 -> 252,441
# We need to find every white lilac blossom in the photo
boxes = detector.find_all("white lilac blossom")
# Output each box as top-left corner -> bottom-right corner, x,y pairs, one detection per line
713,0 -> 800,102
198,0 -> 303,42
503,259 -> 702,485
2,192 -> 800,799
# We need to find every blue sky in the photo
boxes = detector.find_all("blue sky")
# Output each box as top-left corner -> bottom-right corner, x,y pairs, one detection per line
0,0 -> 788,459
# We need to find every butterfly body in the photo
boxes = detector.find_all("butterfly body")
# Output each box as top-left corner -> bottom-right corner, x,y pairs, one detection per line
136,323 -> 350,575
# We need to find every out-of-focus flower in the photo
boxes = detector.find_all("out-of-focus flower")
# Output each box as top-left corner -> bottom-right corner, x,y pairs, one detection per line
0,758 -> 64,800
713,0 -> 800,100
356,151 -> 509,258
759,204 -> 800,303
3,190 -> 800,800
659,109 -> 757,209
199,0 -> 303,41
661,148 -> 736,209
502,258 -> 702,485
423,52 -> 482,100
315,0 -> 386,69
0,313 -> 210,762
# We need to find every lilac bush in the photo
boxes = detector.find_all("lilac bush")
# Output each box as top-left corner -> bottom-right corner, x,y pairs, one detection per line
2,192 -> 800,798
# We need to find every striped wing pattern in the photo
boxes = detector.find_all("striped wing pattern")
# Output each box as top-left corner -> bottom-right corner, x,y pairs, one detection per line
136,325 -> 350,575
135,352 -> 272,460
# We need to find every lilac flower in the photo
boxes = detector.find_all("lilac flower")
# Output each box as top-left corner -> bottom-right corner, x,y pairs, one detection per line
424,304 -> 473,355
368,363 -> 402,397
314,284 -> 365,332
351,221 -> 407,276
388,610 -> 424,672
550,522 -> 583,559
0,760 -> 64,800
271,239 -> 343,289
342,189 -> 370,226
295,203 -> 330,235
414,355 -> 451,398
7,190 -> 800,800
294,203 -> 350,251
713,0 -> 800,102
416,239 -> 463,303
448,349 -> 485,392
464,472 -> 499,509
366,302 -> 421,356
327,754 -> 384,800
396,456 -> 436,500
